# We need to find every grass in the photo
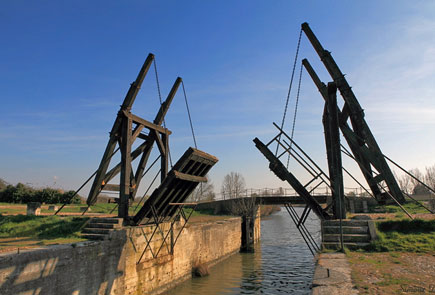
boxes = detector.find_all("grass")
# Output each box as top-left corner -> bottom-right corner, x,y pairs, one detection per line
0,214 -> 89,240
0,202 -> 155,215
364,219 -> 435,252
369,200 -> 430,214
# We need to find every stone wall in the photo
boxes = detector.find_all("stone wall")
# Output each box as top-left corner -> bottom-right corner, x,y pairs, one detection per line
345,196 -> 377,213
0,217 -> 243,295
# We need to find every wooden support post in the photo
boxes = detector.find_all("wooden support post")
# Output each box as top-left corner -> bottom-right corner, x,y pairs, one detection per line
301,23 -> 405,204
119,115 -> 132,219
87,54 -> 155,206
133,77 -> 182,197
326,83 -> 346,219
161,133 -> 169,182
302,59 -> 382,199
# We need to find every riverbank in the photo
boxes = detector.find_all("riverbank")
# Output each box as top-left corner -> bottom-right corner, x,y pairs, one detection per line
348,252 -> 435,294
312,252 -> 358,295
0,216 -> 252,295
315,207 -> 435,294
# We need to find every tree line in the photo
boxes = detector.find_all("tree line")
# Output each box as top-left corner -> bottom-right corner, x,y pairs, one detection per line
395,164 -> 435,195
0,179 -> 82,204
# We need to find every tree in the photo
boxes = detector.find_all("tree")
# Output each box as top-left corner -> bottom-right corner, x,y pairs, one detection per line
0,178 -> 8,191
188,181 -> 215,202
221,172 -> 246,200
394,170 -> 413,195
409,168 -> 424,193
425,165 -> 435,192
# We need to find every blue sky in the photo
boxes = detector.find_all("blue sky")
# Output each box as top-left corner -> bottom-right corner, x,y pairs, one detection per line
1,1 -> 434,197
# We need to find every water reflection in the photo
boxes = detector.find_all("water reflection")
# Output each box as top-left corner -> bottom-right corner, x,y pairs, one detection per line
164,208 -> 320,294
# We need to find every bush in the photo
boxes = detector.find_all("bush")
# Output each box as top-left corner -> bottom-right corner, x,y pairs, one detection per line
61,190 -> 82,204
0,182 -> 82,204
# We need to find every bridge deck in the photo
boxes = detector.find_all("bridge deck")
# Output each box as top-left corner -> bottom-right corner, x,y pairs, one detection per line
133,147 -> 218,225
256,195 -> 328,205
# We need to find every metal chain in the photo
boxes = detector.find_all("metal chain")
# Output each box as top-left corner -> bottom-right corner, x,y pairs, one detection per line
286,62 -> 304,168
181,80 -> 198,149
181,80 -> 202,197
153,59 -> 173,168
276,28 -> 303,156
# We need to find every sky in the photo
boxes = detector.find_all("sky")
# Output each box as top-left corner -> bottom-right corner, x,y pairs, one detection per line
1,1 -> 434,198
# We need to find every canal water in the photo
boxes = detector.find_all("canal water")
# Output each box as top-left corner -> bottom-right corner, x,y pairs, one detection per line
165,207 -> 321,294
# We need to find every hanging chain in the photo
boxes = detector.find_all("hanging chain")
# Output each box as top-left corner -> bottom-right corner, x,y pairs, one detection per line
181,80 -> 203,197
276,28 -> 303,156
181,80 -> 198,149
286,62 -> 303,168
153,59 -> 173,168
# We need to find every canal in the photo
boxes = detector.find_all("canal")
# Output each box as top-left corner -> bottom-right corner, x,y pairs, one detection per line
165,207 -> 321,294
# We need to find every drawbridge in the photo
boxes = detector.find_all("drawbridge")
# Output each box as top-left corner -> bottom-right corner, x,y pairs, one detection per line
254,22 -> 434,254
56,53 -> 218,258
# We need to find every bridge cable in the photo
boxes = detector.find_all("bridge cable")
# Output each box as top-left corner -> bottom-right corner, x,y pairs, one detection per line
153,59 -> 173,168
275,28 -> 303,157
181,80 -> 198,149
181,79 -> 204,198
286,62 -> 304,168
54,147 -> 120,215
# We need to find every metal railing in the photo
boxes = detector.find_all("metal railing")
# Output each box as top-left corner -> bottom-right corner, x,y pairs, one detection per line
215,186 -> 370,201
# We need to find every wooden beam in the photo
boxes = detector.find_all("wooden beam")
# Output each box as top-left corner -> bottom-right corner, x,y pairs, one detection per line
102,184 -> 120,191
121,53 -> 155,110
301,23 -> 405,204
86,54 -> 154,206
123,110 -> 171,135
119,116 -> 132,219
131,124 -> 145,144
173,171 -> 208,183
253,137 -> 331,220
326,82 -> 345,219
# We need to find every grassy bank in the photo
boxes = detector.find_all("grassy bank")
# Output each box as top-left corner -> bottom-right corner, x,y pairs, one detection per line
0,214 -> 89,243
345,217 -> 435,294
365,219 -> 435,252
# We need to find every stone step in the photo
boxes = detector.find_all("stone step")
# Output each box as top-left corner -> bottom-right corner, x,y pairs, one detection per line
322,242 -> 370,250
323,226 -> 368,235
323,234 -> 370,243
87,222 -> 119,229
89,218 -> 123,226
81,233 -> 107,241
82,228 -> 112,235
323,220 -> 369,227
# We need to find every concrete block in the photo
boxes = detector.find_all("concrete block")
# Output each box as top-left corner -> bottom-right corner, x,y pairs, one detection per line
367,220 -> 378,241
48,205 -> 59,211
349,200 -> 355,213
26,202 -> 41,216
362,201 -> 368,213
